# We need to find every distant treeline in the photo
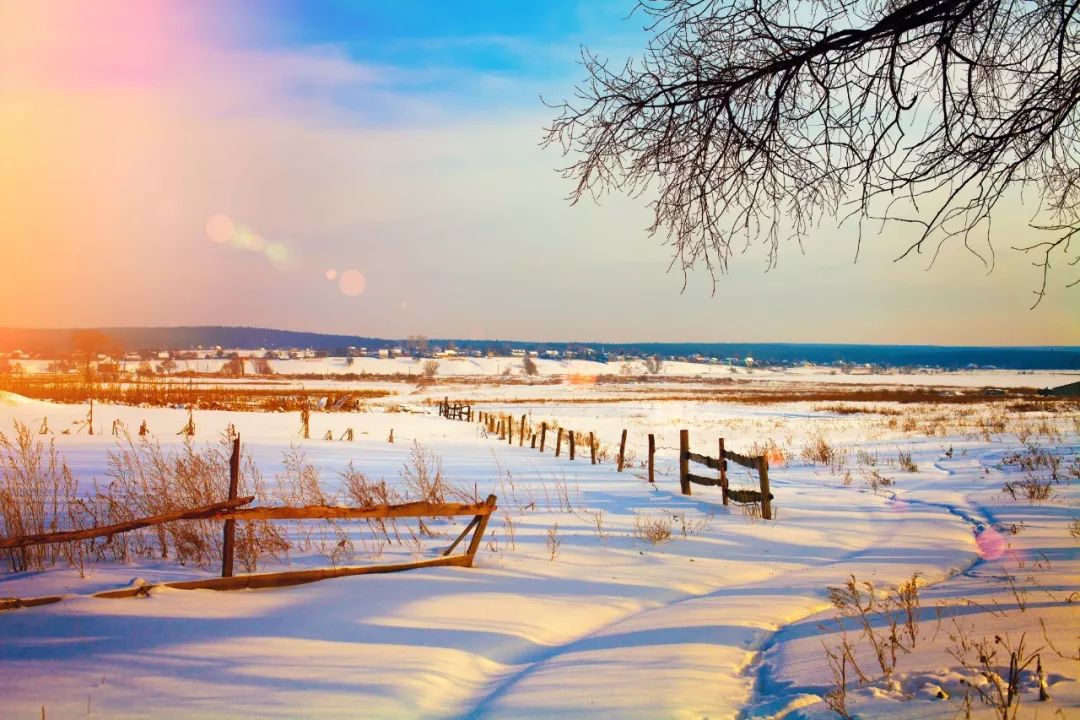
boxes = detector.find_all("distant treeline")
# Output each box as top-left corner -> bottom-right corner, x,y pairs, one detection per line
1,326 -> 1077,370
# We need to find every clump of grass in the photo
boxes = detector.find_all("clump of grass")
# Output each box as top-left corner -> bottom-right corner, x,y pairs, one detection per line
801,434 -> 845,473
545,523 -> 561,560
633,511 -> 673,544
897,449 -> 918,473
1002,476 -> 1053,503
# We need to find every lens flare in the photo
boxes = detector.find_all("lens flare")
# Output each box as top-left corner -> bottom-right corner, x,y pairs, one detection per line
339,269 -> 366,296
326,269 -> 338,281
206,214 -> 234,244
975,527 -> 1005,560
266,242 -> 288,264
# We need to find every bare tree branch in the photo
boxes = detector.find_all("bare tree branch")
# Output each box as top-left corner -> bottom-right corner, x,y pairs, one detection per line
545,0 -> 1080,305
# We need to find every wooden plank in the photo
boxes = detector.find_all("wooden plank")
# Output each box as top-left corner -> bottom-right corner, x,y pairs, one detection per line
463,495 -> 497,566
221,435 -> 241,578
617,428 -> 627,471
187,555 -> 475,589
441,515 -> 481,557
725,449 -> 759,470
220,499 -> 497,522
0,595 -> 64,611
687,451 -> 724,471
758,457 -> 773,520
679,430 -> 690,495
686,472 -> 725,487
0,496 -> 255,550
727,488 -> 774,504
647,433 -> 655,482
719,438 -> 729,506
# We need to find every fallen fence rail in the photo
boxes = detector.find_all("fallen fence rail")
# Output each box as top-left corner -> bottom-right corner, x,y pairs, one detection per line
0,496 -> 256,550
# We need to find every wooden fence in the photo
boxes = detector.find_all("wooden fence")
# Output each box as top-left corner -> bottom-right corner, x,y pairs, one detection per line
443,403 -> 775,518
679,430 -> 772,519
439,397 -> 473,421
0,438 -> 497,609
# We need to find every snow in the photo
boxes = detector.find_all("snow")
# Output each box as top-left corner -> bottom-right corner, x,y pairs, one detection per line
0,382 -> 1076,718
9,355 -> 1080,388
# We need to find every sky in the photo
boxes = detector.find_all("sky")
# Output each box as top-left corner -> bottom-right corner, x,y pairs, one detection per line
0,0 -> 1076,345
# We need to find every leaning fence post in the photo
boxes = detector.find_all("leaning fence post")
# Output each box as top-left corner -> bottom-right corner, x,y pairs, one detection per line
540,423 -> 547,452
589,432 -> 596,464
719,438 -> 729,506
648,433 -> 655,483
463,495 -> 498,567
569,430 -> 576,460
679,429 -> 690,495
617,428 -> 627,471
555,427 -> 563,457
758,456 -> 772,520
221,435 -> 240,578
519,414 -> 526,446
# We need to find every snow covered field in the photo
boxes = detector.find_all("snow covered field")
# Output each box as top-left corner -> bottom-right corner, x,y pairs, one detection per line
0,378 -> 1077,719
10,354 -> 1080,389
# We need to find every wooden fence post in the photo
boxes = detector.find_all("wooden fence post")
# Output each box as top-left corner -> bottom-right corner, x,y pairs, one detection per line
589,432 -> 596,464
719,438 -> 729,506
507,416 -> 513,445
758,457 -> 772,520
679,429 -> 690,495
648,433 -> 655,483
531,433 -> 537,449
555,427 -> 563,457
569,430 -> 575,460
617,429 -> 627,471
221,435 -> 240,577
519,414 -> 526,446
540,423 -> 547,452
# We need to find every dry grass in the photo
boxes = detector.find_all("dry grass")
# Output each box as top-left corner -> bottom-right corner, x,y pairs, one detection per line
633,511 -> 673,544
801,434 -> 846,473
0,375 -> 387,411
0,420 -> 473,575
0,426 -> 286,574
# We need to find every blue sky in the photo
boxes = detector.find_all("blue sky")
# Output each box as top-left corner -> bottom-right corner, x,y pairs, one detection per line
1,0 -> 1076,343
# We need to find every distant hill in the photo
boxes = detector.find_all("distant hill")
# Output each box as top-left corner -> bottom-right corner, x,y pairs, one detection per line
0,326 -> 1077,370
0,326 -> 393,355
